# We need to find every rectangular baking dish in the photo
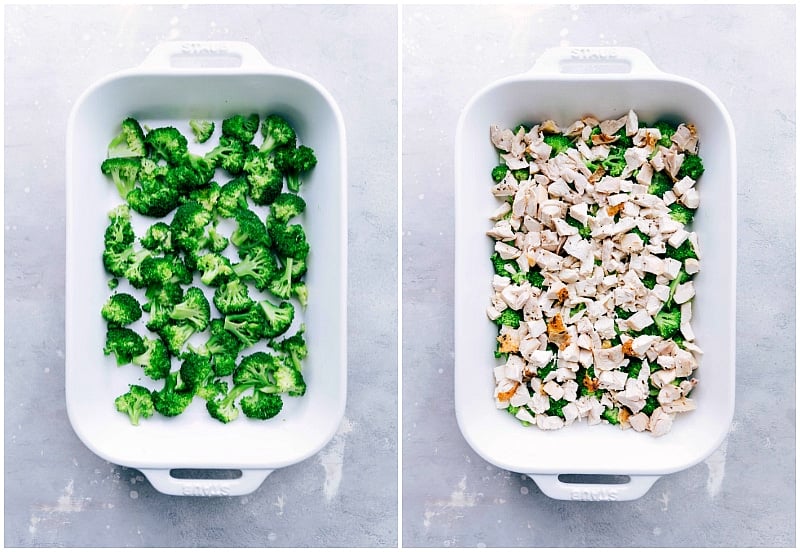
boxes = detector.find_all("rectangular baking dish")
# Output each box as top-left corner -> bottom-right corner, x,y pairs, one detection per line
454,47 -> 736,501
65,41 -> 347,496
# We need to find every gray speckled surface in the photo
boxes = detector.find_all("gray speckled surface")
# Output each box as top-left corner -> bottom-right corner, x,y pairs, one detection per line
4,4 -> 397,548
402,3 -> 795,548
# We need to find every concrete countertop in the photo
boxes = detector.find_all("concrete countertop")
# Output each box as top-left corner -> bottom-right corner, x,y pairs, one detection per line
4,4 -> 397,547
402,3 -> 795,547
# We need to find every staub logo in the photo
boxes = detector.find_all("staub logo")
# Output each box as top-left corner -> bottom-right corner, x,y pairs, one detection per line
181,483 -> 231,497
570,47 -> 618,61
570,488 -> 619,501
181,42 -> 230,56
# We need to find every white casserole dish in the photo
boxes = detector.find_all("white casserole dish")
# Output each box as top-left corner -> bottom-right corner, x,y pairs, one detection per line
454,47 -> 736,501
65,41 -> 347,496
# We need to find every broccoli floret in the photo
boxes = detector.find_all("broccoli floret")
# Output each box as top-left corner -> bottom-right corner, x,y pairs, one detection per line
262,361 -> 306,397
490,252 -> 513,278
195,379 -> 228,402
542,134 -> 572,157
270,326 -> 307,372
166,153 -> 216,193
615,306 -> 633,320
233,351 -> 283,388
546,398 -> 569,418
601,407 -> 621,425
104,327 -> 146,366
100,157 -> 140,199
292,281 -> 308,308
158,322 -> 197,356
265,256 -> 294,299
169,286 -> 211,331
269,192 -> 306,224
104,205 -> 135,253
641,395 -> 659,416
132,337 -> 172,380
667,269 -> 690,307
648,171 -> 672,198
102,246 -> 134,277
274,145 -> 317,193
496,309 -> 521,329
223,307 -> 267,349
511,168 -> 529,182
641,272 -> 657,290
243,150 -> 284,205
177,352 -> 213,392
189,119 -> 215,144
196,252 -> 234,287
232,245 -> 279,291
216,177 -> 250,218
665,240 -> 698,262
259,114 -> 297,154
108,117 -> 147,158
140,222 -> 173,253
654,308 -> 682,339
138,157 -> 170,187
186,180 -> 221,215
491,164 -> 508,183
206,136 -> 246,175
145,126 -> 189,164
601,146 -> 627,177
624,359 -> 643,379
231,208 -> 270,252
614,126 -> 633,148
114,384 -> 155,426
101,292 -> 142,328
678,154 -> 704,180
143,282 -> 184,331
170,201 -> 213,254
213,278 -> 255,315
206,383 -> 245,423
140,255 -> 193,288
126,182 -> 181,218
151,371 -> 194,417
192,319 -> 243,377
221,113 -> 260,143
669,203 -> 696,226
527,268 -> 545,288
123,249 -> 153,289
565,215 -> 592,239
240,390 -> 283,420
267,219 -> 309,260
258,299 -> 295,339
653,121 -> 676,148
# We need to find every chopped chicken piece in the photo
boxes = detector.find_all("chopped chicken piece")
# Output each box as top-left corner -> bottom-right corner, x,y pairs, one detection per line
671,123 -> 698,153
673,281 -> 696,304
648,407 -> 674,437
628,412 -> 649,432
536,415 -> 565,430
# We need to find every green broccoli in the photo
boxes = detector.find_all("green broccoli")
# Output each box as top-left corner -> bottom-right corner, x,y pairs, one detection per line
104,327 -> 146,366
232,245 -> 279,291
641,395 -> 659,416
158,322 -> 197,357
189,119 -> 215,144
491,164 -> 508,183
291,281 -> 308,308
669,203 -> 696,225
186,180 -> 221,214
216,177 -> 250,218
231,208 -> 270,252
223,307 -> 267,349
107,117 -> 147,158
641,272 -> 657,290
653,121 -> 676,148
565,215 -> 592,239
196,252 -> 234,287
100,157 -> 140,199
240,391 -> 284,420
543,134 -> 572,157
151,371 -> 194,417
243,150 -> 284,205
126,181 -> 181,218
601,146 -> 627,177
213,278 -> 255,315
101,292 -> 142,328
266,256 -> 296,300
678,154 -> 704,180
132,336 -> 172,380
123,249 -> 154,289
104,204 -> 135,253
143,282 -> 184,332
205,136 -> 246,175
145,126 -> 189,164
601,407 -> 621,425
665,240 -> 698,262
102,246 -> 134,278
654,308 -> 682,339
546,398 -> 569,418
274,145 -> 317,193
667,268 -> 690,307
114,384 -> 155,426
221,113 -> 260,144
648,171 -> 672,198
257,299 -> 294,339
259,114 -> 297,154
268,219 -> 309,260
269,192 -> 306,224
496,309 -> 521,329
630,227 -> 650,245
166,153 -> 215,193
170,201 -> 213,254
261,360 -> 306,397
140,255 -> 193,288
169,286 -> 211,331
490,252 -> 513,278
140,221 -> 173,253
190,319 -> 243,377
138,157 -> 170,188
177,352 -> 213,393
270,325 -> 307,372
614,126 -> 633,148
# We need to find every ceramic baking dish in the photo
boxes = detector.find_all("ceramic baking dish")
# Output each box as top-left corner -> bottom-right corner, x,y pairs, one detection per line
65,41 -> 347,496
454,47 -> 736,501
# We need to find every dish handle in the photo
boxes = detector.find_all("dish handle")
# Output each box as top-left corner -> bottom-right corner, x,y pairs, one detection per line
141,468 -> 273,497
528,474 -> 660,501
139,40 -> 273,71
530,46 -> 661,75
